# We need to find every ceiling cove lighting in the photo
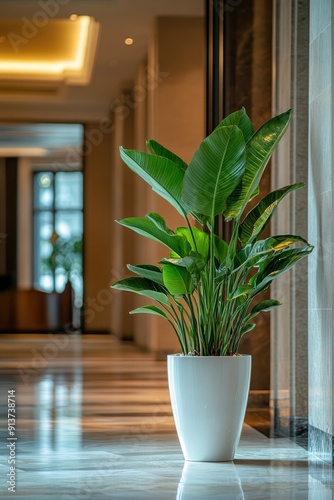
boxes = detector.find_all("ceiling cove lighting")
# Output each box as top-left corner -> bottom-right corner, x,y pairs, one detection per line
0,148 -> 48,157
0,16 -> 100,84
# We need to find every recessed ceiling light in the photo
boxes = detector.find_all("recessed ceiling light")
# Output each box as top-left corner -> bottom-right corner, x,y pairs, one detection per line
124,38 -> 134,45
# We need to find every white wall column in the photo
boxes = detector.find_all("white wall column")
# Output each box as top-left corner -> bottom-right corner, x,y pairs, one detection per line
308,0 -> 333,464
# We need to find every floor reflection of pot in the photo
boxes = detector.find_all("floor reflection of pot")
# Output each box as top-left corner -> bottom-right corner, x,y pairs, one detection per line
176,461 -> 245,499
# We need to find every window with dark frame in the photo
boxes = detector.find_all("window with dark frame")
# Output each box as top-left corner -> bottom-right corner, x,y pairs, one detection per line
33,170 -> 83,310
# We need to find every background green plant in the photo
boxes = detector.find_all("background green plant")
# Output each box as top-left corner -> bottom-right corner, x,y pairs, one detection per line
111,108 -> 313,356
43,234 -> 82,285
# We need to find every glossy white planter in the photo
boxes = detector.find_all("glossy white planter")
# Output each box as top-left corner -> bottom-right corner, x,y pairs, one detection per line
167,354 -> 251,462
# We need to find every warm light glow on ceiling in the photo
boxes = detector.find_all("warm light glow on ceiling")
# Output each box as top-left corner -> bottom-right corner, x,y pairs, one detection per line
0,148 -> 48,157
0,16 -> 100,84
124,37 -> 134,45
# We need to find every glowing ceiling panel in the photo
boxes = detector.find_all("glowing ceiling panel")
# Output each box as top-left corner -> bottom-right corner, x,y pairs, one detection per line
0,16 -> 100,84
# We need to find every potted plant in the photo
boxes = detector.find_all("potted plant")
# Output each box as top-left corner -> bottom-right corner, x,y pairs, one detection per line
43,233 -> 83,328
111,108 -> 313,461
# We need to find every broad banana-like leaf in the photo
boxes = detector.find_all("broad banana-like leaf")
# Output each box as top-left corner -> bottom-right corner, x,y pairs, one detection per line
130,305 -> 168,319
246,299 -> 282,321
111,277 -> 170,305
127,264 -> 164,286
175,227 -> 209,258
214,235 -> 229,263
161,252 -> 207,284
146,139 -> 188,171
240,323 -> 256,335
162,264 -> 195,296
239,183 -> 304,246
250,246 -> 313,291
116,217 -> 191,257
233,235 -> 311,273
229,285 -> 254,300
215,107 -> 254,142
182,125 -> 246,217
254,234 -> 310,252
224,110 -> 292,220
249,185 -> 260,201
120,147 -> 188,217
145,141 -> 208,226
146,212 -> 173,234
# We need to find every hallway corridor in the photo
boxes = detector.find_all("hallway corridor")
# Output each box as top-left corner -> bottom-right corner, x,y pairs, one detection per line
0,334 -> 333,499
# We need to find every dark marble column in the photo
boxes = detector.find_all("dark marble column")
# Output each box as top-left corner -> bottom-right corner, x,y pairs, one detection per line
222,0 -> 273,393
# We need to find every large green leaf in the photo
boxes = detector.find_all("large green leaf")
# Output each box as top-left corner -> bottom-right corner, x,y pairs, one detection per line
161,252 -> 207,284
229,285 -> 254,300
214,235 -> 229,263
175,227 -> 210,258
130,305 -> 168,319
234,235 -> 311,272
127,264 -> 164,286
250,246 -> 313,291
239,183 -> 304,246
215,107 -> 254,142
111,277 -> 170,305
162,264 -> 195,296
246,299 -> 282,320
145,141 -> 208,226
240,323 -> 256,335
116,216 -> 191,257
146,212 -> 173,234
182,125 -> 246,217
120,147 -> 188,216
146,139 -> 188,171
224,110 -> 292,220
254,235 -> 310,252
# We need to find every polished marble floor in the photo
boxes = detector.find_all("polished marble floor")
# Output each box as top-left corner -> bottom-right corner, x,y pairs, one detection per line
0,333 -> 333,499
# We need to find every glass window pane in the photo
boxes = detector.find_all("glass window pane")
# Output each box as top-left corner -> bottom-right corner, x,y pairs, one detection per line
55,269 -> 68,293
33,167 -> 83,320
34,172 -> 54,209
39,275 -> 53,293
55,211 -> 83,239
55,172 -> 83,209
34,211 -> 54,290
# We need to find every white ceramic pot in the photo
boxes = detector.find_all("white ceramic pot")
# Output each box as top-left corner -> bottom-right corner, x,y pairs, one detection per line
167,354 -> 251,462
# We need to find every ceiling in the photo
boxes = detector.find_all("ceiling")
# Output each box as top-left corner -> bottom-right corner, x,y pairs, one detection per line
0,0 -> 204,155
0,16 -> 99,84
0,0 -> 205,123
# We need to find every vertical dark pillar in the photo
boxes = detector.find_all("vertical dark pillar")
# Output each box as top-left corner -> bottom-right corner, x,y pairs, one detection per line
206,0 -> 223,134
206,0 -> 273,402
223,1 -> 254,118
206,0 -> 224,237
5,158 -> 18,287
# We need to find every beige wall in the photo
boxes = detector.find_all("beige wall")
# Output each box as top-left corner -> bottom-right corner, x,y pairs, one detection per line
131,16 -> 205,353
84,18 -> 205,344
108,16 -> 205,352
83,122 -> 113,332
17,158 -> 33,288
0,158 -> 6,275
131,60 -> 153,348
109,107 -> 136,339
